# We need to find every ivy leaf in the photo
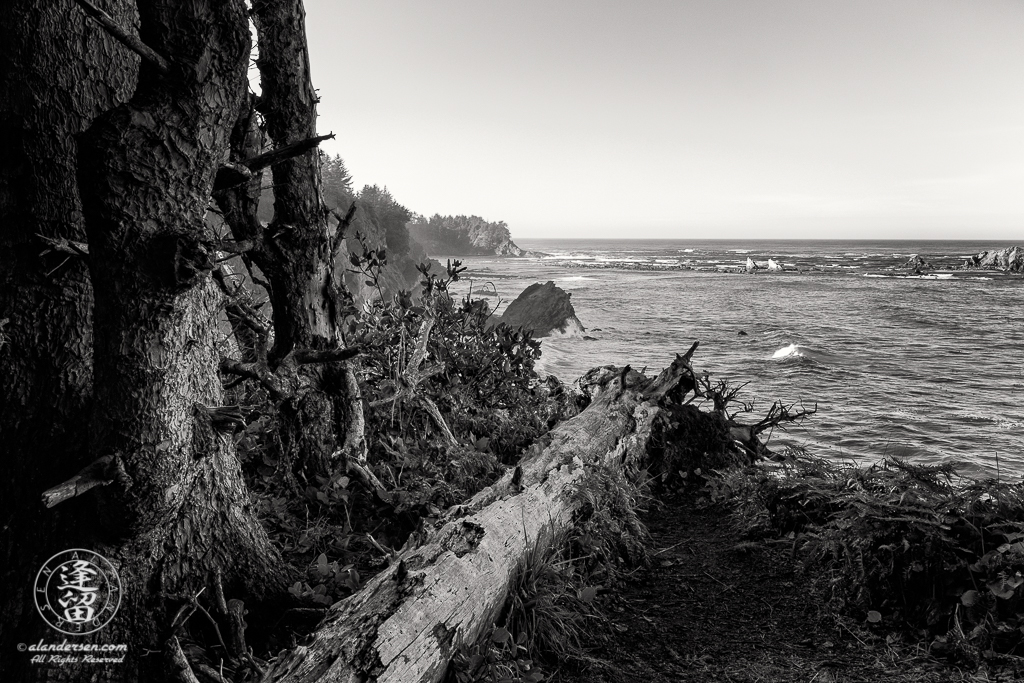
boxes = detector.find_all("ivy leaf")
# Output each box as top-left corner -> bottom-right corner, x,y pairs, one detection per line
492,627 -> 511,645
987,578 -> 1016,600
960,590 -> 980,607
867,610 -> 882,623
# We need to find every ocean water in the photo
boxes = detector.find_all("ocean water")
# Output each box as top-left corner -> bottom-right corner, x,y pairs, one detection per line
445,239 -> 1024,477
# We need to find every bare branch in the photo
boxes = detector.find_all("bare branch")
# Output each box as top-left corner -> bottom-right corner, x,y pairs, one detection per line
330,202 -> 358,259
165,635 -> 202,683
212,266 -> 271,342
420,396 -> 457,447
407,317 -> 434,374
219,357 -> 288,400
292,346 -> 361,365
71,0 -> 172,74
369,318 -> 440,408
37,234 -> 90,259
752,400 -> 817,436
241,133 -> 335,172
213,239 -> 256,254
41,454 -> 116,508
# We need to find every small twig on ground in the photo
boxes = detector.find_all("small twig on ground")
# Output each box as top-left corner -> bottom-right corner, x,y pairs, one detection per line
702,570 -> 731,589
653,540 -> 687,555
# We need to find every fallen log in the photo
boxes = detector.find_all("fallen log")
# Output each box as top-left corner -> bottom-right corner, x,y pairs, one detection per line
267,351 -> 701,683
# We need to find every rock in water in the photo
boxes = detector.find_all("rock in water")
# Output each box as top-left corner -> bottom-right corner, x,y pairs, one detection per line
498,281 -> 585,337
964,246 -> 1024,273
745,257 -> 757,273
767,258 -> 783,272
903,254 -> 932,274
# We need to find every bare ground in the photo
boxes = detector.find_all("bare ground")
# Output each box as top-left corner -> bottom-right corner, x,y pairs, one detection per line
552,492 -> 1018,683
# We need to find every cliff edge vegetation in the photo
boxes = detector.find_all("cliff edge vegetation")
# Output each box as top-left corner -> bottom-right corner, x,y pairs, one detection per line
408,213 -> 532,256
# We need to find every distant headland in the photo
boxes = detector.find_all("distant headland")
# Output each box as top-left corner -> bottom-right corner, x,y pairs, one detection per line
407,214 -> 540,257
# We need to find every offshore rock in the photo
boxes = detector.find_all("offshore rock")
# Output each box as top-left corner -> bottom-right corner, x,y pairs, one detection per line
963,246 -> 1024,273
903,254 -> 932,274
493,239 -> 530,257
495,281 -> 585,337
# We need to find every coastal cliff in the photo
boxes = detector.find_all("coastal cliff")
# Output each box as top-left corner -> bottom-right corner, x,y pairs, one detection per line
407,214 -> 532,257
334,188 -> 441,304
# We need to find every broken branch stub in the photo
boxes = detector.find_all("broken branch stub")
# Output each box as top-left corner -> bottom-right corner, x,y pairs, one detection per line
41,454 -> 118,508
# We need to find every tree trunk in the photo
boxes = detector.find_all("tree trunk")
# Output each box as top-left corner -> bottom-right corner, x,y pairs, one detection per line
0,1 -> 139,677
32,2 -> 287,680
265,356 -> 698,683
251,0 -> 341,361
214,0 -> 358,482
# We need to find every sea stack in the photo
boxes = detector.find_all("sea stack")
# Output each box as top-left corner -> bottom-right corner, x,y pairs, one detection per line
495,281 -> 586,337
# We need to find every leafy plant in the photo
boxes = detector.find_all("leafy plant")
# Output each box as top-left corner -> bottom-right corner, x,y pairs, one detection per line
235,241 -> 580,616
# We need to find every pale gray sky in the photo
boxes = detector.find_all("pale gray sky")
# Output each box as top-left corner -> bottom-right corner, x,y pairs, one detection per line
302,0 -> 1024,239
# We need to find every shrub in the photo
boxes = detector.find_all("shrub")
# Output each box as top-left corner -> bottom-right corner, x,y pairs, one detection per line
727,456 -> 1024,657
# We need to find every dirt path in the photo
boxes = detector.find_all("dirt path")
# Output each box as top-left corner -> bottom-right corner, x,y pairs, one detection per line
554,493 -> 980,683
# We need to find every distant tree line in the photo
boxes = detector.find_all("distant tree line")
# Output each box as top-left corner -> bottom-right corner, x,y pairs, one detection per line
409,214 -> 515,255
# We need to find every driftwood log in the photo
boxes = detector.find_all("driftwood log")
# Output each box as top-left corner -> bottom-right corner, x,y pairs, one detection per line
267,351 -> 701,683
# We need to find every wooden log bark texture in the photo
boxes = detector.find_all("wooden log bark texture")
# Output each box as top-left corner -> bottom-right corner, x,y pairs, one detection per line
268,353 -> 698,683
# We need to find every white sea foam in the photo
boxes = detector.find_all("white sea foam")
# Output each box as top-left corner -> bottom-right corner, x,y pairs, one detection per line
771,344 -> 804,359
771,343 -> 833,363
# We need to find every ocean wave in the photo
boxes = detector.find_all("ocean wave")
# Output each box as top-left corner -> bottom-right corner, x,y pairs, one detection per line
541,253 -> 593,260
557,276 -> 596,281
770,343 -> 834,364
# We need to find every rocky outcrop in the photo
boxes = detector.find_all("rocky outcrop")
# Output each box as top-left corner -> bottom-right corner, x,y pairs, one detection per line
963,246 -> 1024,273
745,257 -> 784,272
494,239 -> 528,256
902,254 -> 932,274
493,281 -> 585,337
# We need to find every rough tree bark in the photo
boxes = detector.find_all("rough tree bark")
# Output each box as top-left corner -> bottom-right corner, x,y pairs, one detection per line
263,355 -> 700,683
0,2 -> 294,681
0,0 -> 138,676
74,0 -> 294,674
